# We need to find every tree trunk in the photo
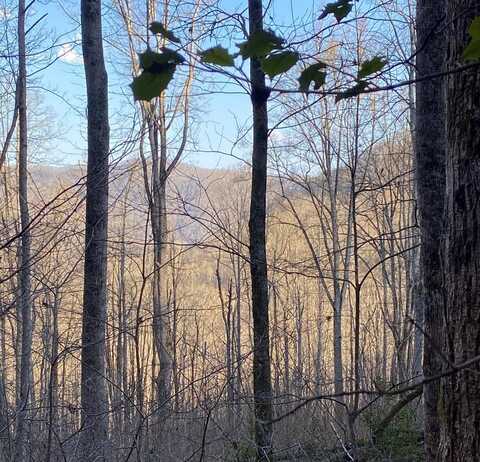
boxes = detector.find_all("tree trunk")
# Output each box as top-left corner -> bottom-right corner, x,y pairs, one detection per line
416,0 -> 447,459
234,253 -> 242,422
78,0 -> 110,457
440,2 -> 480,460
149,113 -> 174,419
0,314 -> 11,462
46,289 -> 59,462
13,0 -> 32,457
248,0 -> 273,459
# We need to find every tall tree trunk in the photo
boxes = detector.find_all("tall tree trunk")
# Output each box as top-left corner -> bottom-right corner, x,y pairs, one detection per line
248,0 -> 273,459
440,2 -> 480,460
149,116 -> 173,417
78,0 -> 110,457
13,0 -> 32,457
415,0 -> 446,459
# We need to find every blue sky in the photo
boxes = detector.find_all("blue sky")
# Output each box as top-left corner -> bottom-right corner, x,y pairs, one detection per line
33,0 -> 323,168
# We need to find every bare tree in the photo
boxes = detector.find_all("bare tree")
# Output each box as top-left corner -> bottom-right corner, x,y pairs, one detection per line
415,0 -> 446,459
114,0 -> 197,428
248,0 -> 273,459
78,0 -> 110,457
13,0 -> 32,457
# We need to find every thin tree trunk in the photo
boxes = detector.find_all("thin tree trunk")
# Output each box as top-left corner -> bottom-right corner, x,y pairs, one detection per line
234,253 -> 242,422
294,291 -> 304,396
0,83 -> 19,173
314,291 -> 323,395
248,0 -> 273,459
13,0 -> 32,457
217,265 -> 234,429
171,257 -> 180,413
415,0 -> 446,459
78,0 -> 110,456
150,142 -> 173,417
0,314 -> 11,461
46,289 -> 59,462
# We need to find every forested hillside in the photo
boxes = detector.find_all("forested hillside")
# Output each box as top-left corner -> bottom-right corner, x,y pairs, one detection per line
1,0 -> 479,461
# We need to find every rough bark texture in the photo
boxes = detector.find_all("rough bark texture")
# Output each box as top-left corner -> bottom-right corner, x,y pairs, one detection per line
13,0 -> 32,458
248,0 -> 273,459
440,2 -> 480,460
415,0 -> 446,460
78,0 -> 110,457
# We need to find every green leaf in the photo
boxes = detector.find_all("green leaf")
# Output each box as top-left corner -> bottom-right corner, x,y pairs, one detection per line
468,16 -> 480,39
357,56 -> 388,79
149,22 -> 181,43
464,39 -> 480,61
138,48 -> 184,72
160,47 -> 185,64
261,51 -> 299,78
463,17 -> 480,61
199,46 -> 235,66
335,80 -> 368,102
130,68 -> 176,101
132,47 -> 183,101
298,62 -> 327,92
138,49 -> 157,70
237,29 -> 284,59
318,0 -> 353,23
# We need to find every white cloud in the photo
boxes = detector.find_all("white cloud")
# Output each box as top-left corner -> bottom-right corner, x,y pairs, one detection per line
58,43 -> 83,65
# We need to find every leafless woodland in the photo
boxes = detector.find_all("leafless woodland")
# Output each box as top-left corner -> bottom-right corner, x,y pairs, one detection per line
1,0 -> 480,461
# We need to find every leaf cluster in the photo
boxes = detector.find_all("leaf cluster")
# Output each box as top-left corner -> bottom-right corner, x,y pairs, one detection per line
130,6 -> 389,102
131,47 -> 185,101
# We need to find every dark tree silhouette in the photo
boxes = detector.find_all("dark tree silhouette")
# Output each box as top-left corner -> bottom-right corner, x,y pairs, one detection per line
248,0 -> 274,459
415,0 -> 446,460
78,0 -> 110,458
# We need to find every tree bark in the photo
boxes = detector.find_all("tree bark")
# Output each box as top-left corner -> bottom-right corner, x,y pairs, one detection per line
248,0 -> 273,459
13,0 -> 32,458
415,1 -> 446,460
440,2 -> 480,460
78,0 -> 110,457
